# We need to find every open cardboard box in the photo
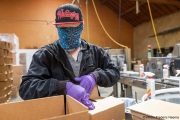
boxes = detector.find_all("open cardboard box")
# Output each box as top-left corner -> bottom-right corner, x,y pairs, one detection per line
128,99 -> 180,120
89,86 -> 125,120
0,95 -> 89,120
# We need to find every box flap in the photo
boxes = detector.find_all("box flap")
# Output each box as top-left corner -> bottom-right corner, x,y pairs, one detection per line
90,86 -> 100,100
0,96 -> 64,120
44,95 -> 89,120
89,96 -> 124,114
128,99 -> 180,118
89,96 -> 125,120
66,95 -> 88,113
45,111 -> 89,120
0,95 -> 89,120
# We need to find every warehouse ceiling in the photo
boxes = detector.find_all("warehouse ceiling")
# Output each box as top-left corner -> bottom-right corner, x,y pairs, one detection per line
99,0 -> 180,27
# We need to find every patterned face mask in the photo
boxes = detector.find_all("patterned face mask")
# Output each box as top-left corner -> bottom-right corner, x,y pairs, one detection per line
56,23 -> 83,51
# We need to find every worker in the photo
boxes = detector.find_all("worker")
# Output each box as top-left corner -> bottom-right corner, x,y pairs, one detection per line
19,3 -> 120,110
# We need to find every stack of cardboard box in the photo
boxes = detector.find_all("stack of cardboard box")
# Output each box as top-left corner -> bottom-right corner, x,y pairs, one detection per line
0,41 -> 13,103
11,64 -> 23,98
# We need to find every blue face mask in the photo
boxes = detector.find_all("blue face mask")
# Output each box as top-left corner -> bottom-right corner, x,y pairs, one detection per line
56,23 -> 83,51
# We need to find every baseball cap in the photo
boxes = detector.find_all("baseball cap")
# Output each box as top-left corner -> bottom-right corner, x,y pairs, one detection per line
54,4 -> 83,25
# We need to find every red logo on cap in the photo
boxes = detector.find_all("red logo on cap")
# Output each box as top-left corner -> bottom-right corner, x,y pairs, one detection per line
57,9 -> 79,20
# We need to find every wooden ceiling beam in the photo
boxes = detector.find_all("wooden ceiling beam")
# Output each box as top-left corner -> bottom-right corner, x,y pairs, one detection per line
128,0 -> 180,6
121,3 -> 145,16
100,0 -> 108,4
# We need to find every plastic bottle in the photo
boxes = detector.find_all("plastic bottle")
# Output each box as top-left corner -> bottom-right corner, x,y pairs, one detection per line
163,65 -> 169,79
123,64 -> 127,72
146,76 -> 155,100
139,64 -> 144,75
145,62 -> 149,72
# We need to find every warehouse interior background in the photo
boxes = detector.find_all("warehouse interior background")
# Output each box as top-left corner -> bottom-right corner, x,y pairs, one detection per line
1,0 -> 180,119
1,0 -> 180,58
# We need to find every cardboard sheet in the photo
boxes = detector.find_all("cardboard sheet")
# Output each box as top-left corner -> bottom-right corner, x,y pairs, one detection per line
129,99 -> 180,120
89,96 -> 125,120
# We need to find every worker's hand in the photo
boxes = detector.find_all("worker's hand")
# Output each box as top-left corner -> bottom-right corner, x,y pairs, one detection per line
66,82 -> 95,110
74,74 -> 96,94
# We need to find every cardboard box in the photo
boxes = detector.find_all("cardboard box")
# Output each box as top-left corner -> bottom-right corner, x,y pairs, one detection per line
0,85 -> 12,97
137,60 -> 141,64
7,65 -> 13,71
12,75 -> 22,86
11,86 -> 19,98
0,65 -> 7,72
128,99 -> 180,120
12,53 -> 16,64
0,41 -> 11,50
0,78 -> 13,90
0,49 -> 12,58
0,49 -> 7,57
0,81 -> 8,90
89,86 -> 125,120
0,92 -> 11,104
0,95 -> 89,120
0,72 -> 12,81
134,64 -> 140,72
90,86 -> 99,100
0,65 -> 13,72
0,57 -> 13,65
12,64 -> 23,75
89,96 -> 125,120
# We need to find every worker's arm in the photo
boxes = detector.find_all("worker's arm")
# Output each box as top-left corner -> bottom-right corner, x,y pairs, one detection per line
19,49 -> 67,100
91,45 -> 120,87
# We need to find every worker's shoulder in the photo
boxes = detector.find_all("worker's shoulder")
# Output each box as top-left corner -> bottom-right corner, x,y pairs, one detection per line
34,42 -> 58,56
90,44 -> 105,52
42,41 -> 59,52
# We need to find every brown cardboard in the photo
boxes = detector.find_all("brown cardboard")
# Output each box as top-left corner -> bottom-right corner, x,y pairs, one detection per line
0,57 -> 13,65
9,78 -> 13,85
137,60 -> 141,64
90,86 -> 100,100
0,95 -> 89,120
88,96 -> 125,120
0,41 -> 11,50
0,72 -> 12,81
11,86 -> 19,98
0,92 -> 11,104
0,95 -> 8,103
12,53 -> 16,64
7,65 -> 13,71
0,85 -> 12,97
0,81 -> 8,90
0,65 -> 7,72
129,99 -> 180,120
0,65 -> 13,72
0,78 -> 13,90
89,86 -> 125,120
12,75 -> 22,86
0,49 -> 12,57
12,64 -> 23,75
0,49 -> 7,57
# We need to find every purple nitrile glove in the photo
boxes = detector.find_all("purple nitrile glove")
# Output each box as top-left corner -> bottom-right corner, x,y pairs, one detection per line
74,74 -> 96,94
66,82 -> 95,110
